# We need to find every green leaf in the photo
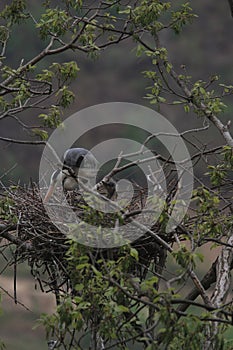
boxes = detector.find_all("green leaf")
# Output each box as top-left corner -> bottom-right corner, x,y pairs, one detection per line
32,128 -> 48,140
130,247 -> 139,261
75,283 -> 84,291
115,305 -> 129,313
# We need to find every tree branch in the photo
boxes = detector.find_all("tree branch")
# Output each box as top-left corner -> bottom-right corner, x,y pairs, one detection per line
227,0 -> 233,17
176,259 -> 218,313
170,67 -> 233,148
0,136 -> 45,145
211,234 -> 233,307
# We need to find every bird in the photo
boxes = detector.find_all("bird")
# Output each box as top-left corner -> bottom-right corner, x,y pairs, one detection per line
95,178 -> 117,201
44,147 -> 98,203
44,148 -> 117,203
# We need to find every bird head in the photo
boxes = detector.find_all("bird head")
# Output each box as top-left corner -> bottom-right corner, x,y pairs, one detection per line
44,148 -> 98,203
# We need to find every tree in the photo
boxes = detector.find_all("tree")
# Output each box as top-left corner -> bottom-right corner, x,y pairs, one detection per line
0,1 -> 233,349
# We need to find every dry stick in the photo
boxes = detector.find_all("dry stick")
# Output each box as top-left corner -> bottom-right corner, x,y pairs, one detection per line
0,285 -> 32,312
173,232 -> 212,308
188,270 -> 212,307
0,163 -> 18,180
103,137 -> 222,184
175,227 -> 233,314
78,179 -> 173,252
0,136 -> 45,145
177,259 -> 218,314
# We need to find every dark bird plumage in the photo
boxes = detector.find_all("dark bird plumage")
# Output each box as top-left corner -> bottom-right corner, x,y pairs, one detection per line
44,148 -> 117,202
44,148 -> 98,202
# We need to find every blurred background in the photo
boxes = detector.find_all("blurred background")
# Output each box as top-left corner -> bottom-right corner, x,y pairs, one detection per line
0,0 -> 232,185
0,0 -> 233,349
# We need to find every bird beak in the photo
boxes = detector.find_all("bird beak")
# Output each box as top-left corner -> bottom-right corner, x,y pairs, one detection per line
44,184 -> 55,203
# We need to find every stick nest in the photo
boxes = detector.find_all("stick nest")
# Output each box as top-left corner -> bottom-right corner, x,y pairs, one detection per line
3,184 -> 172,295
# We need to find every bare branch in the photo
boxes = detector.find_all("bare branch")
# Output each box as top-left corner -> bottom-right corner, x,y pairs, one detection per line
0,136 -> 45,145
177,259 -> 218,314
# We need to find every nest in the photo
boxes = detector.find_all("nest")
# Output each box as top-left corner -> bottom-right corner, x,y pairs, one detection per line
3,183 -> 172,298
